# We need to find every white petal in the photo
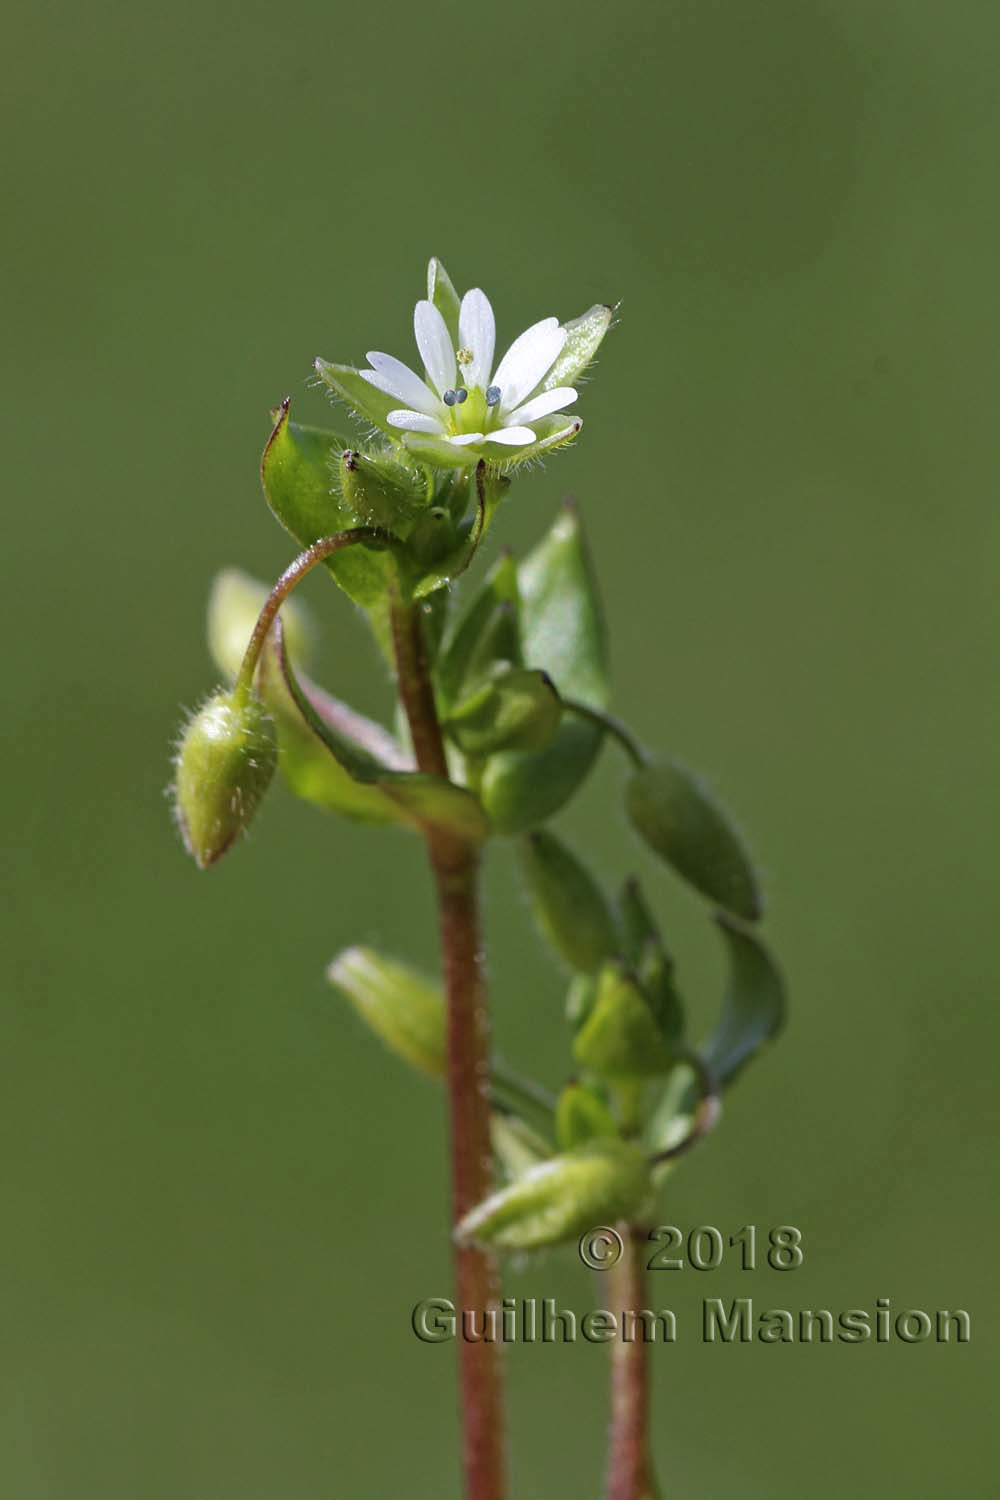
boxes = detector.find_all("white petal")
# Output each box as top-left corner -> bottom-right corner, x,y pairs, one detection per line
484,426 -> 536,446
386,409 -> 446,434
492,319 -> 568,412
413,300 -> 457,397
505,386 -> 578,427
364,354 -> 441,416
448,432 -> 486,447
458,289 -> 496,389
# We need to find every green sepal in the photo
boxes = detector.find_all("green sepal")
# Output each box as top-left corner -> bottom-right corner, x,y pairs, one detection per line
437,551 -> 521,705
702,913 -> 786,1087
480,503 -> 609,833
313,359 -> 397,435
443,667 -> 562,757
541,304 -> 615,392
490,1113 -> 552,1181
455,1140 -> 652,1253
572,962 -> 674,1078
172,689 -> 277,868
261,398 -> 394,611
555,1083 -> 619,1151
519,831 -> 620,974
271,620 -> 489,843
327,946 -> 445,1079
625,759 -> 764,921
427,256 -> 461,344
494,414 -> 583,469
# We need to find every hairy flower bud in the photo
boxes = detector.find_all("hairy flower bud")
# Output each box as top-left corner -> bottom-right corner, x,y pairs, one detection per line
455,1140 -> 652,1252
173,689 -> 277,868
326,946 -> 445,1080
339,447 -> 427,533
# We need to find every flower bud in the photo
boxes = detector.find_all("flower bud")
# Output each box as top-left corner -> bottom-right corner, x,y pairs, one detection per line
173,689 -> 278,868
339,447 -> 426,533
443,667 -> 562,758
555,1083 -> 618,1151
572,962 -> 674,1077
625,760 -> 763,921
326,946 -> 445,1080
455,1140 -> 652,1252
519,830 -> 620,974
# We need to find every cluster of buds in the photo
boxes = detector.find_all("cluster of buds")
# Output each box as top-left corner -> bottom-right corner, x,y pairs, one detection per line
171,257 -> 786,1256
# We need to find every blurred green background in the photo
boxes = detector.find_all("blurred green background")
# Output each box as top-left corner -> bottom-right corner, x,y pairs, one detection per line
3,0 -> 996,1493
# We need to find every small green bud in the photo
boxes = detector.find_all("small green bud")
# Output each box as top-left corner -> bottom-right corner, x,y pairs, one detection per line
555,1083 -> 618,1150
625,760 -> 763,921
455,1140 -> 652,1252
340,447 -> 427,533
443,667 -> 562,758
173,689 -> 278,868
565,973 -> 598,1029
207,568 -> 314,682
572,962 -> 674,1078
519,831 -> 620,974
326,946 -> 445,1080
490,1113 -> 552,1180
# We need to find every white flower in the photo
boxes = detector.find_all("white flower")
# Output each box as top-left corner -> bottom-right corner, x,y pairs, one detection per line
359,289 -> 579,458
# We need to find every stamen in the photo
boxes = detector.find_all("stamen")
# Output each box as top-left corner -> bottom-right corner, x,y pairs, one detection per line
455,387 -> 469,404
457,348 -> 474,367
443,389 -> 458,406
485,385 -> 501,407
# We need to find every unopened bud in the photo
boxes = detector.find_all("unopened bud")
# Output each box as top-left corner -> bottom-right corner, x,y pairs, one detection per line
572,962 -> 674,1077
326,946 -> 445,1080
173,689 -> 277,868
340,447 -> 426,532
455,1140 -> 652,1252
555,1083 -> 618,1151
443,667 -> 562,758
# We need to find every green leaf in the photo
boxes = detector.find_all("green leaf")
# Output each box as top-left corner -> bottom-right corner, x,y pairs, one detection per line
519,831 -> 620,974
272,620 -> 489,843
541,304 -> 615,391
625,759 -> 764,921
327,947 -> 445,1079
427,256 -> 461,344
480,502 -> 609,834
555,1083 -> 618,1151
260,398 -> 394,611
620,878 -> 685,1045
702,913 -> 786,1087
455,1140 -> 651,1252
573,962 -> 674,1078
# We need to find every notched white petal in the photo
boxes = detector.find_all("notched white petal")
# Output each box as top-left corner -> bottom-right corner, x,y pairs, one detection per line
365,352 -> 441,416
448,432 -> 486,447
414,299 -> 457,397
386,409 -> 446,434
458,288 -> 496,389
506,387 -> 578,427
492,319 -> 567,412
487,426 -> 536,446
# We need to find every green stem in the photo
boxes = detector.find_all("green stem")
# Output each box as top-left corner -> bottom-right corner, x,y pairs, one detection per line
390,596 -> 506,1500
563,698 -> 647,768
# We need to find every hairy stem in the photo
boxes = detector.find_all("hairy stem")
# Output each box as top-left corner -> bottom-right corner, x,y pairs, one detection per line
391,597 -> 506,1500
607,1224 -> 660,1500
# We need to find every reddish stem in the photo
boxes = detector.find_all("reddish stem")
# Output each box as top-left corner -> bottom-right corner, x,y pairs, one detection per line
391,599 -> 506,1500
607,1224 -> 659,1500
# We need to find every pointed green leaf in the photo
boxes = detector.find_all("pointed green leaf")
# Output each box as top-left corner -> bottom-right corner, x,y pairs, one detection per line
273,620 -> 489,843
480,503 -> 609,833
555,1083 -> 618,1151
573,963 -> 674,1078
542,304 -> 615,391
519,831 -> 620,974
327,947 -> 445,1079
702,913 -> 786,1087
260,398 -> 394,610
626,759 -> 763,921
427,256 -> 461,344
